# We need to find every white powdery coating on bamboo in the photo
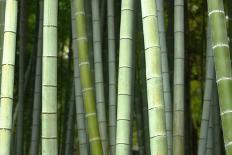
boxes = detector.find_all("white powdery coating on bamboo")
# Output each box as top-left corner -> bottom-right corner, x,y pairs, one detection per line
0,1 -> 18,155
208,10 -> 225,16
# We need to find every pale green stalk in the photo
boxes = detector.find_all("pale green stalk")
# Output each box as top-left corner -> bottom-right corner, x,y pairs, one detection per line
42,0 -> 58,154
206,108 -> 213,155
74,0 -> 103,154
141,0 -> 168,154
156,0 -> 172,154
71,1 -> 89,154
207,0 -> 232,154
213,87 -> 221,155
29,1 -> 43,154
116,0 -> 135,154
91,0 -> 108,153
173,0 -> 185,154
107,0 -> 117,154
0,0 -> 18,154
197,24 -> 214,155
0,0 -> 5,94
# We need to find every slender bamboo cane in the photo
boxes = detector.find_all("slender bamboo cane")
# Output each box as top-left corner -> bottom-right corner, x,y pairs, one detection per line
91,0 -> 108,153
197,24 -> 214,155
71,2 -> 90,155
29,1 -> 43,154
42,0 -> 58,154
16,0 -> 27,154
213,86 -> 222,155
107,0 -> 117,154
71,2 -> 89,154
64,86 -> 75,155
115,0 -> 135,154
0,0 -> 18,154
0,0 -> 5,95
74,0 -> 103,154
156,0 -> 172,154
173,0 -> 185,153
206,108 -> 213,155
207,0 -> 232,154
141,0 -> 168,154
138,11 -> 150,154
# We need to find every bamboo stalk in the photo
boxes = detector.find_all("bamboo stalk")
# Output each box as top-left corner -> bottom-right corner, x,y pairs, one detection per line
115,0 -> 135,154
91,0 -> 108,153
141,0 -> 168,154
206,107 -> 213,155
107,0 -> 117,154
42,0 -> 58,154
156,0 -> 172,154
71,2 -> 89,154
197,24 -> 214,155
173,0 -> 185,154
0,0 -> 18,154
29,0 -> 43,154
207,0 -> 232,154
0,0 -> 5,95
74,0 -> 103,154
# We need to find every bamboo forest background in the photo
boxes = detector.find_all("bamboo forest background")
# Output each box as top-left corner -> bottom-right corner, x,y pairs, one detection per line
0,0 -> 231,154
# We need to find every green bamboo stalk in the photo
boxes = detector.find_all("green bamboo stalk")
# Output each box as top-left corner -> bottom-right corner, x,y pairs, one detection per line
213,86 -> 222,155
42,0 -> 58,154
74,0 -> 103,154
140,0 -> 168,154
64,86 -> 75,155
173,0 -> 185,153
16,0 -> 27,154
207,0 -> 232,154
138,11 -> 150,154
197,24 -> 214,155
206,108 -> 213,155
156,0 -> 172,154
29,1 -> 43,154
0,0 -> 18,154
115,0 -> 135,154
71,2 -> 89,154
91,0 -> 108,154
0,0 -> 5,95
107,0 -> 117,154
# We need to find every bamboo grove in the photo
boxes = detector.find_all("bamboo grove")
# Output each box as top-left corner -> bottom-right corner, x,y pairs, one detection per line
1,0 -> 232,154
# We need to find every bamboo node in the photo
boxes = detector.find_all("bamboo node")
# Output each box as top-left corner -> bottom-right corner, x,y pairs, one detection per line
212,43 -> 229,49
89,137 -> 101,142
216,77 -> 232,83
85,112 -> 96,118
208,10 -> 225,16
220,110 -> 232,116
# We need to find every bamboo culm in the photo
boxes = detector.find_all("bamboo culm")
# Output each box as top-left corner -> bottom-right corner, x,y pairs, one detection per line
107,0 -> 117,154
91,0 -> 108,153
197,24 -> 214,155
0,0 -> 5,95
0,0 -> 18,154
141,0 -> 168,154
71,2 -> 89,154
116,0 -> 135,154
29,0 -> 43,154
173,0 -> 185,154
156,0 -> 172,154
207,0 -> 232,154
74,0 -> 103,154
42,0 -> 58,154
